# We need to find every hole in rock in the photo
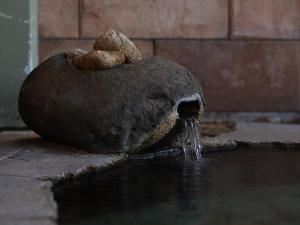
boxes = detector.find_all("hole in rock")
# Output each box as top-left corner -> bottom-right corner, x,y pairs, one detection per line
177,100 -> 201,118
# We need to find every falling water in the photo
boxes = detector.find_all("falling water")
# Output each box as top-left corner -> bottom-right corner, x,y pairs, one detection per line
178,117 -> 203,160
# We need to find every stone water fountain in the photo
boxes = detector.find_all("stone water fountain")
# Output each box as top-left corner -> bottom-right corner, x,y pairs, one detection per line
13,30 -> 300,225
18,29 -> 204,155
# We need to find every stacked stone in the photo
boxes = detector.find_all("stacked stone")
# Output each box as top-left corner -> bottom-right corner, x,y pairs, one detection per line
68,29 -> 142,70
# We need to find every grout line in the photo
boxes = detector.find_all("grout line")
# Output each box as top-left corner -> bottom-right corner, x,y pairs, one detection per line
153,39 -> 157,56
152,38 -> 300,42
228,38 -> 300,42
40,37 -> 93,41
228,0 -> 233,40
39,37 -> 300,42
39,37 -> 230,41
78,0 -> 81,38
39,37 -> 157,41
297,43 -> 300,111
0,150 -> 20,161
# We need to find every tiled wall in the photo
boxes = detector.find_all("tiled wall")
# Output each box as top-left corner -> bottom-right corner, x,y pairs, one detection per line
39,0 -> 300,112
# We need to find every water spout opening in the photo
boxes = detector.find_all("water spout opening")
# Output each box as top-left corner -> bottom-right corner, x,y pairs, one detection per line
177,100 -> 201,118
139,98 -> 204,160
177,99 -> 204,160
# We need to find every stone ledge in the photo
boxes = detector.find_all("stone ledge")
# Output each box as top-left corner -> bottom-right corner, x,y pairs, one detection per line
218,122 -> 300,149
203,112 -> 300,124
0,131 -> 126,225
202,136 -> 237,152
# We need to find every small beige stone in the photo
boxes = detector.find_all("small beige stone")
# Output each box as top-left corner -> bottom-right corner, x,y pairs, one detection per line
93,29 -> 142,63
73,50 -> 125,70
66,48 -> 88,64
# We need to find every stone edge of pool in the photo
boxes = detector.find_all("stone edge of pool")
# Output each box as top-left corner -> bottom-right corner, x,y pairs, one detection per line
1,122 -> 300,225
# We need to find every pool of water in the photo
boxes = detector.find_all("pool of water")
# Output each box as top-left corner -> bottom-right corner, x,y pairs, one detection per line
54,149 -> 300,225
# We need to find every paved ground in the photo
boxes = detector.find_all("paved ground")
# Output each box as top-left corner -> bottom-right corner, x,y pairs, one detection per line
0,131 -> 125,225
219,122 -> 300,149
1,122 -> 300,224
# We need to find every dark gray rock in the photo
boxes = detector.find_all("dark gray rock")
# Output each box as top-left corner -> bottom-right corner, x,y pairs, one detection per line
18,55 -> 203,153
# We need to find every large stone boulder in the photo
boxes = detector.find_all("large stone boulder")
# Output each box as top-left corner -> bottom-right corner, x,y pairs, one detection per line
18,54 -> 204,153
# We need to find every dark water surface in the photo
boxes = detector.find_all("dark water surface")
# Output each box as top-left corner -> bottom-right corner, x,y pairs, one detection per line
54,149 -> 300,225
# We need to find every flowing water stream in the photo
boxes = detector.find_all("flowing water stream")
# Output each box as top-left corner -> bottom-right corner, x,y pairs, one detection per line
178,117 -> 203,160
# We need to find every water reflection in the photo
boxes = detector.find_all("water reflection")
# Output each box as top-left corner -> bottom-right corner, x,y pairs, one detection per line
54,150 -> 300,225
